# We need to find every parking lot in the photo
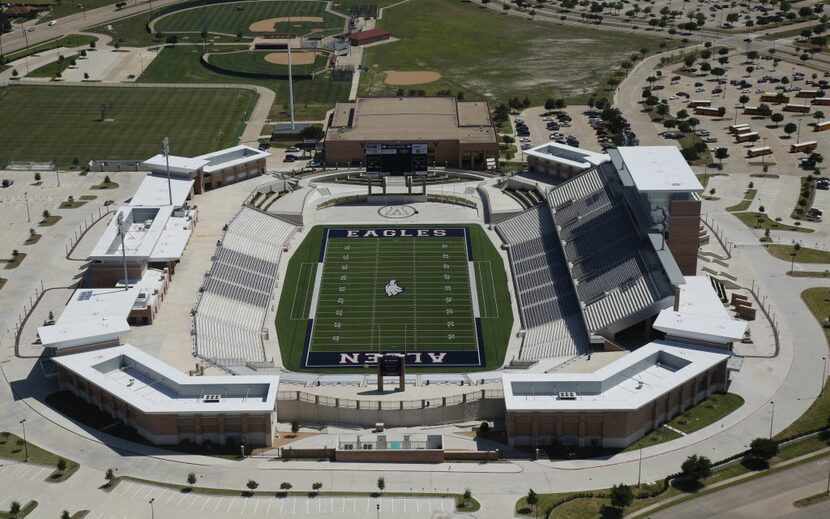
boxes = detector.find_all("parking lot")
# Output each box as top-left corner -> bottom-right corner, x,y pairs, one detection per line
108,479 -> 458,518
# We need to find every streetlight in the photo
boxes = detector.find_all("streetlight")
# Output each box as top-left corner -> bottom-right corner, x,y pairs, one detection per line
149,498 -> 155,519
162,137 -> 172,206
19,419 -> 28,462
637,446 -> 643,487
769,401 -> 775,439
821,357 -> 828,396
24,192 -> 30,223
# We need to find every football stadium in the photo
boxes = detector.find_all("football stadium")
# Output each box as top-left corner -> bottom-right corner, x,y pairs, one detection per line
21,99 -> 751,452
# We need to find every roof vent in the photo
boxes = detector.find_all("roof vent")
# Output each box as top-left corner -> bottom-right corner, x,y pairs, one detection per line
203,395 -> 221,403
557,391 -> 577,400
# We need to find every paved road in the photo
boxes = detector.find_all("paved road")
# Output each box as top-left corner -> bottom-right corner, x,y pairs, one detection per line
650,456 -> 830,519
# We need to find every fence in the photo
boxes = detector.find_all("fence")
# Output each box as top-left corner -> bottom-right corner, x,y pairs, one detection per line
65,207 -> 115,259
3,160 -> 56,171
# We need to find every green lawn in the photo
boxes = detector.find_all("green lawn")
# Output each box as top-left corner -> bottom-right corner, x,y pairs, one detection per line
0,431 -> 79,482
733,212 -> 813,233
27,53 -> 78,78
359,0 -> 666,104
792,176 -> 817,220
2,34 -> 97,64
138,45 -> 349,120
0,500 -> 37,519
207,49 -> 328,77
153,1 -> 343,38
726,189 -> 758,213
624,393 -> 744,451
89,15 -> 166,48
0,85 -> 257,167
765,244 -> 830,264
275,224 -> 513,372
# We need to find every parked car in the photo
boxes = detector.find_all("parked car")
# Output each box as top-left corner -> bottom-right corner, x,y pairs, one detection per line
286,146 -> 300,152
1,179 -> 13,188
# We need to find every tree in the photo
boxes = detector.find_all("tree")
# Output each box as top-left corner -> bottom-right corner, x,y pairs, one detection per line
784,122 -> 798,136
280,482 -> 292,493
105,468 -> 115,486
526,489 -> 538,509
9,502 -> 20,517
463,488 -> 472,502
814,111 -> 826,122
290,421 -> 299,435
187,472 -> 197,489
676,109 -> 689,120
56,458 -> 67,474
739,95 -> 750,106
544,98 -> 555,111
246,480 -> 259,493
34,172 -> 41,182
299,125 -> 324,143
715,148 -> 729,168
681,454 -> 712,482
771,113 -> 784,127
42,210 -> 51,220
478,421 -> 490,437
610,483 -> 634,509
312,482 -> 323,495
656,103 -> 670,117
61,511 -> 71,519
749,437 -> 779,462
377,476 -> 385,494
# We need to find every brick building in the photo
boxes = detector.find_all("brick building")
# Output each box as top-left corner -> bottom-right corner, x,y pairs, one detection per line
142,145 -> 269,194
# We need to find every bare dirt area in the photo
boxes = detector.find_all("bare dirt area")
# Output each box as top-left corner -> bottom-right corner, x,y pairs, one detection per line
264,51 -> 320,65
384,70 -> 442,86
249,16 -> 324,32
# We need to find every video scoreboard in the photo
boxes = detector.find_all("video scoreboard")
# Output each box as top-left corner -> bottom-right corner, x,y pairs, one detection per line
365,143 -> 428,176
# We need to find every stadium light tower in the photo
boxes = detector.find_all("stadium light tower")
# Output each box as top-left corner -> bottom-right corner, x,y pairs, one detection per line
162,137 -> 173,206
116,212 -> 130,291
287,44 -> 296,130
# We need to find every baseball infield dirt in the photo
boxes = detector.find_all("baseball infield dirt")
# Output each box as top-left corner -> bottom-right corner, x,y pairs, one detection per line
249,16 -> 324,32
384,71 -> 442,85
264,51 -> 320,65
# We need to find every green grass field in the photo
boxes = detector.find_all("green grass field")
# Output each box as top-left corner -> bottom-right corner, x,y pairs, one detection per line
207,49 -> 329,77
359,0 -> 666,104
0,85 -> 256,167
27,53 -> 78,78
139,45 -> 349,120
153,0 -> 343,37
276,225 -> 513,371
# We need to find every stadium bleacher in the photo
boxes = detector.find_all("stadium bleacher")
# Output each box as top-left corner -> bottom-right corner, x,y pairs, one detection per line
194,208 -> 296,366
548,162 -> 673,334
496,206 -> 589,361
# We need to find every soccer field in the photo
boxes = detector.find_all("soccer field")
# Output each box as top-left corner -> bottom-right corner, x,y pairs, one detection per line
0,85 -> 256,167
276,225 -> 513,371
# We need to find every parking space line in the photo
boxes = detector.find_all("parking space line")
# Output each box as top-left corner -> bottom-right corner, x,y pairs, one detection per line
164,490 -> 176,505
200,495 -> 212,511
279,498 -> 286,514
241,497 -> 248,515
212,497 -> 223,513
225,497 -> 234,513
292,497 -> 297,514
266,498 -> 272,516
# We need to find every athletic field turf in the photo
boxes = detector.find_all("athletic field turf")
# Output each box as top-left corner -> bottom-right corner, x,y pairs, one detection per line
153,0 -> 344,38
0,85 -> 256,167
359,0 -> 667,104
276,225 -> 513,372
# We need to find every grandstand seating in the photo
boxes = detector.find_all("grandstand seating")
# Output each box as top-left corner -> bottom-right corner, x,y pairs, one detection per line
194,208 -> 296,366
548,163 -> 673,333
496,206 -> 588,360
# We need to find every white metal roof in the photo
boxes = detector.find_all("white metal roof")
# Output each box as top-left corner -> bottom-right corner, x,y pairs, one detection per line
194,145 -> 269,174
142,154 -> 208,175
53,344 -> 279,414
611,146 -> 703,193
524,141 -> 608,170
654,276 -> 748,344
502,341 -> 730,412
129,174 -> 194,207
37,287 -> 139,349
89,205 -> 192,263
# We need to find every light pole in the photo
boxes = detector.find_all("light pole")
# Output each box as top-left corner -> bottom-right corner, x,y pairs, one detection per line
162,137 -> 172,206
637,446 -> 643,487
149,498 -> 155,519
769,401 -> 775,439
19,419 -> 28,462
21,27 -> 30,75
116,212 -> 129,290
821,357 -> 828,396
24,192 -> 30,223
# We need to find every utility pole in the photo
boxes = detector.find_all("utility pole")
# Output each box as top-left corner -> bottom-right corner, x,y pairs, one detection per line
162,137 -> 172,206
19,419 -> 28,462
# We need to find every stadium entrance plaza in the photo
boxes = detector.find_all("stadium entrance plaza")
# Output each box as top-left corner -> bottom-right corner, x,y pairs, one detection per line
0,161 -> 821,516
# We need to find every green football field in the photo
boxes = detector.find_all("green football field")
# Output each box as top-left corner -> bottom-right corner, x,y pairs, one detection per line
309,235 -> 479,353
276,225 -> 514,372
0,85 -> 256,167
153,0 -> 344,38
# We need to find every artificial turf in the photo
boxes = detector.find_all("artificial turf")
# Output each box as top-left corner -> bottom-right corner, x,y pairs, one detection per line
276,224 -> 513,372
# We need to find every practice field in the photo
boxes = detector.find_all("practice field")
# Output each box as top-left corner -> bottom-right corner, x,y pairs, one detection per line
0,85 -> 256,167
276,225 -> 513,371
152,0 -> 344,38
359,0 -> 667,104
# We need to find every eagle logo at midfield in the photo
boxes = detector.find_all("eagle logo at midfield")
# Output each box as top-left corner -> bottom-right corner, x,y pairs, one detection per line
385,279 -> 404,297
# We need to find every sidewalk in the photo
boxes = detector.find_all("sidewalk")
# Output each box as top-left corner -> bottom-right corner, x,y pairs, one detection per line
626,446 -> 830,518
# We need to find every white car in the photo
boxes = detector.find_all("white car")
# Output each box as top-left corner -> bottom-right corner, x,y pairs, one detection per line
669,95 -> 678,100
520,137 -> 532,143
48,20 -> 57,27
756,88 -> 765,93
695,87 -> 705,92
741,88 -> 751,93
